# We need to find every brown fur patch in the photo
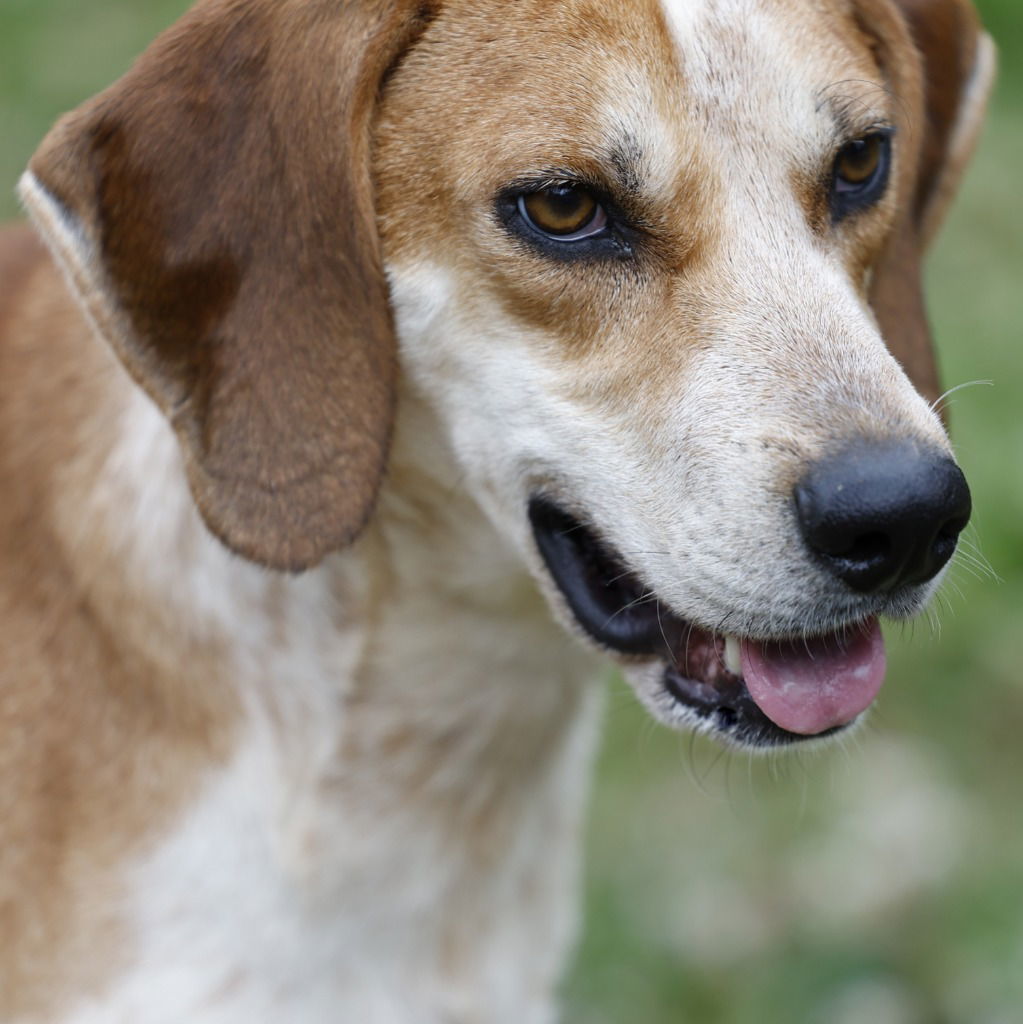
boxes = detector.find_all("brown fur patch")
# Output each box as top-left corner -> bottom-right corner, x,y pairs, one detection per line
0,228 -> 238,1018
28,0 -> 442,571
860,0 -> 988,402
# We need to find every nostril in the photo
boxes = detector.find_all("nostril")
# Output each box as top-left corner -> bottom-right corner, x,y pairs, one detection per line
934,519 -> 963,557
938,513 -> 970,544
837,531 -> 890,565
920,510 -> 970,577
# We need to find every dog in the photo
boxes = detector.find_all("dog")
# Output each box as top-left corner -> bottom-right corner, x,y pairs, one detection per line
0,0 -> 994,1020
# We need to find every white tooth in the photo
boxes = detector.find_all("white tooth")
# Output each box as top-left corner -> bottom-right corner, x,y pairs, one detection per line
724,635 -> 742,676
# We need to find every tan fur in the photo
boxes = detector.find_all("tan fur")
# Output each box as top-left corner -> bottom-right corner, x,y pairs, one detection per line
0,1 -> 993,1019
0,233 -> 237,1018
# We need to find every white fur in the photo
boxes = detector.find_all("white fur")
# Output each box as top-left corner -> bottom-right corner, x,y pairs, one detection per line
66,692 -> 602,1024
39,367 -> 603,1023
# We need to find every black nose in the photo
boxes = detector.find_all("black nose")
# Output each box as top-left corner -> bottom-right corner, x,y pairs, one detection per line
794,440 -> 971,594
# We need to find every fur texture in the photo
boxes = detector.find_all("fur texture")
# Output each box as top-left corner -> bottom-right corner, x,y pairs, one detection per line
0,0 -> 993,1019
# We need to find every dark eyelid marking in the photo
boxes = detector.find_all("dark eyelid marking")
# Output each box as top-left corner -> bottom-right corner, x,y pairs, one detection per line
494,174 -> 640,263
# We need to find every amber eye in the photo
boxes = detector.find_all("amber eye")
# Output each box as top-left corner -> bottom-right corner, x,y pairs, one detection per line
830,131 -> 892,220
835,135 -> 883,188
518,185 -> 607,240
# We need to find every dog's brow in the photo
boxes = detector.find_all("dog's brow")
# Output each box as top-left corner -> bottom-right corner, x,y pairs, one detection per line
816,81 -> 895,139
608,135 -> 646,197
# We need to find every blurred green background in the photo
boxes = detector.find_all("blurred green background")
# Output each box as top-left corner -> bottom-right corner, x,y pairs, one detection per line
1,2 -> 1020,1022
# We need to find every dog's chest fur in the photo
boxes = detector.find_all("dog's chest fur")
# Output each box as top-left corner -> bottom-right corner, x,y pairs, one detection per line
69,679 -> 600,1024
67,387 -> 601,1024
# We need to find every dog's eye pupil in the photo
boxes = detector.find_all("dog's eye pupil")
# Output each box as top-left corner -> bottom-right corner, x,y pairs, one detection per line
834,135 -> 883,189
519,186 -> 605,238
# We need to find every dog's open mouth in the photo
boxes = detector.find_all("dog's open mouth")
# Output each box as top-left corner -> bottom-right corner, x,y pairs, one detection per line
528,497 -> 886,747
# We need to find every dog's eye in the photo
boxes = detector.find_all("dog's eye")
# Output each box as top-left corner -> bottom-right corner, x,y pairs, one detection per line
518,185 -> 608,241
835,136 -> 883,187
830,132 -> 892,219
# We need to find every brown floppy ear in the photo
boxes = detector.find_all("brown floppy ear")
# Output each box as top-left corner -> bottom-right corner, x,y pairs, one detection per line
20,0 -> 435,571
866,0 -> 995,403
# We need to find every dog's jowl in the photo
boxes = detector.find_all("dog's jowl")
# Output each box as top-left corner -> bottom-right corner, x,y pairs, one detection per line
0,0 -> 993,1020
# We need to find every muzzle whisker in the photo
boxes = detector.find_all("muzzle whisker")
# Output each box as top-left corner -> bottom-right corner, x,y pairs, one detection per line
606,567 -> 642,587
947,556 -> 989,585
951,553 -> 994,584
938,569 -> 966,598
953,536 -> 1000,582
698,741 -> 729,789
931,584 -> 955,613
928,378 -> 993,418
681,620 -> 700,677
601,589 -> 659,631
681,729 -> 718,800
655,600 -> 675,660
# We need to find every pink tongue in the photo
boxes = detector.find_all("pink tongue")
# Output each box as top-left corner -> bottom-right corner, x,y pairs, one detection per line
741,619 -> 886,735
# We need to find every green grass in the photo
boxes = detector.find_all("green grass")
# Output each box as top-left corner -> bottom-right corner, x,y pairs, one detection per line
3,4 -> 1021,1023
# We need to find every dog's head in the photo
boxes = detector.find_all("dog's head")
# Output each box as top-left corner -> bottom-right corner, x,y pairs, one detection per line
21,0 -> 993,748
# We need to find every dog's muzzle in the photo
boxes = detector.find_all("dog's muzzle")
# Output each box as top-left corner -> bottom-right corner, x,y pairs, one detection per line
528,460 -> 967,747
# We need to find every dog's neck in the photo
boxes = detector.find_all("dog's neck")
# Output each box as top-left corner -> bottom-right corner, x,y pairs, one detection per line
70,352 -> 600,781
52,334 -> 603,1016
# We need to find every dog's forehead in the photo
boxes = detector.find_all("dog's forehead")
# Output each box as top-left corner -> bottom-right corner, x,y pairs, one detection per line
658,0 -> 880,127
420,0 -> 890,198
378,0 -> 898,283
647,0 -> 892,176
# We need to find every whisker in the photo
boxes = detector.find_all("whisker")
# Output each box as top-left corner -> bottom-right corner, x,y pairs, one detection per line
683,729 -> 716,799
606,567 -> 641,586
934,588 -> 957,619
601,589 -> 658,629
656,600 -> 674,656
955,535 -> 1000,582
682,620 -> 699,677
929,378 -> 993,417
947,558 -> 988,585
816,78 -> 912,131
953,550 -> 997,582
698,741 -> 728,788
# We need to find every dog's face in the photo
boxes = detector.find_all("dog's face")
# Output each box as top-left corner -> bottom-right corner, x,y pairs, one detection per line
374,0 -> 987,745
22,0 -> 992,749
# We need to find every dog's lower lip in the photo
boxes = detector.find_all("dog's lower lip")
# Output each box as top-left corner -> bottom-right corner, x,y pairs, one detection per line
528,495 -> 871,746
